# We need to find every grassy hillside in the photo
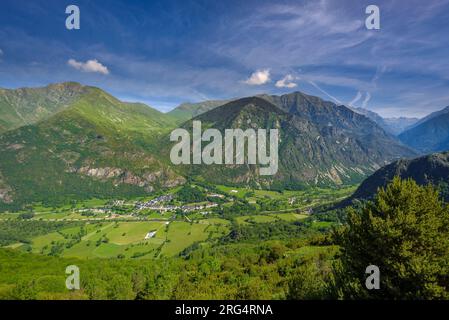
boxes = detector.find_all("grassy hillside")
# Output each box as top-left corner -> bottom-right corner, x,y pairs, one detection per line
0,82 -> 90,133
167,99 -> 230,124
0,87 -> 183,210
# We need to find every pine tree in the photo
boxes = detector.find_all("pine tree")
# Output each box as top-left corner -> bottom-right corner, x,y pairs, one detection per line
332,177 -> 449,299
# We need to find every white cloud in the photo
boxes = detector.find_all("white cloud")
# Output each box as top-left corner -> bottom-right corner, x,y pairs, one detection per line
0,49 -> 3,55
348,91 -> 362,107
68,59 -> 109,75
244,69 -> 270,85
275,74 -> 298,88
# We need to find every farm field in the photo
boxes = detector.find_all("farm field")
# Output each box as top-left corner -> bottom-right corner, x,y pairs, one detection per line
5,219 -> 232,259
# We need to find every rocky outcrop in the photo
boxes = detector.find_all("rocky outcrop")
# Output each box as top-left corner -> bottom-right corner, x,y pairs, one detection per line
0,188 -> 13,203
72,166 -> 185,192
0,173 -> 13,203
76,166 -> 123,179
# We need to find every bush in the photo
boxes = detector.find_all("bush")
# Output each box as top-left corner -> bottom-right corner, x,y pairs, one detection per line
19,212 -> 35,220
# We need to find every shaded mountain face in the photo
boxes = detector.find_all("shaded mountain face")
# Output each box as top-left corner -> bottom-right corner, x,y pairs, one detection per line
346,151 -> 449,203
349,107 -> 418,136
167,99 -> 231,124
405,106 -> 449,131
261,92 -> 416,158
382,117 -> 419,135
167,94 -> 417,189
399,107 -> 449,153
0,82 -> 90,133
0,86 -> 184,210
351,107 -> 389,131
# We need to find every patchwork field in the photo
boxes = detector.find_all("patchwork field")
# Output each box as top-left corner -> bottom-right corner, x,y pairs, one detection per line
3,219 -> 231,259
0,185 -> 351,262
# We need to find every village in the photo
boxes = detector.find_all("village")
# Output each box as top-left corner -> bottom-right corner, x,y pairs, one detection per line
135,194 -> 219,214
60,185 -> 318,223
0,183 -> 338,230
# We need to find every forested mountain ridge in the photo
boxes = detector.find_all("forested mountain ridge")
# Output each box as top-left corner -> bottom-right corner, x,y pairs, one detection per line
0,84 -> 417,208
167,95 -> 416,188
345,151 -> 449,204
0,85 -> 184,210
0,82 -> 90,133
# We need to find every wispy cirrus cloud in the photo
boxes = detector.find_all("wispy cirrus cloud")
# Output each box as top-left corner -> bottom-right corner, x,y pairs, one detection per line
362,92 -> 371,109
1,0 -> 449,117
308,80 -> 342,105
348,91 -> 362,107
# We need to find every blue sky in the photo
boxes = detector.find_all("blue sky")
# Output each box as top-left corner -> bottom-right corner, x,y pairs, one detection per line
1,0 -> 449,117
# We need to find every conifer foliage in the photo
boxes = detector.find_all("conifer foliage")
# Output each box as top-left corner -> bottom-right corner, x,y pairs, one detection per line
333,177 -> 449,299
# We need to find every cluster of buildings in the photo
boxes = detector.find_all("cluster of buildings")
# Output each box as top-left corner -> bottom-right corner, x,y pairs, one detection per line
135,194 -> 174,210
112,200 -> 125,206
135,194 -> 219,214
207,193 -> 225,198
77,208 -> 110,214
180,203 -> 218,212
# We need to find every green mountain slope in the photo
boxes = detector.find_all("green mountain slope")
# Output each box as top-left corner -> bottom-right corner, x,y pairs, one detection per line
346,151 -> 449,203
167,100 -> 231,124
0,82 -> 91,133
0,86 -> 183,210
166,95 -> 416,189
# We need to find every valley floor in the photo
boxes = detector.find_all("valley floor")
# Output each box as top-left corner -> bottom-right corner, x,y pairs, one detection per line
0,184 -> 355,299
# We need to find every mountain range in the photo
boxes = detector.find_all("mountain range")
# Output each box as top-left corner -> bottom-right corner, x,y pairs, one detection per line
0,82 -> 90,133
0,83 -> 184,209
346,151 -> 449,204
171,94 -> 416,189
0,82 -> 424,209
350,107 -> 419,136
399,106 -> 449,153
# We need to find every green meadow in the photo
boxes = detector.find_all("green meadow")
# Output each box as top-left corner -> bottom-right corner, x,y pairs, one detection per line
5,219 -> 232,259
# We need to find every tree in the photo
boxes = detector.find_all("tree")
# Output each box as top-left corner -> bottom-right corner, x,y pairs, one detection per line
11,280 -> 37,300
107,275 -> 135,300
332,177 -> 449,299
288,262 -> 327,300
